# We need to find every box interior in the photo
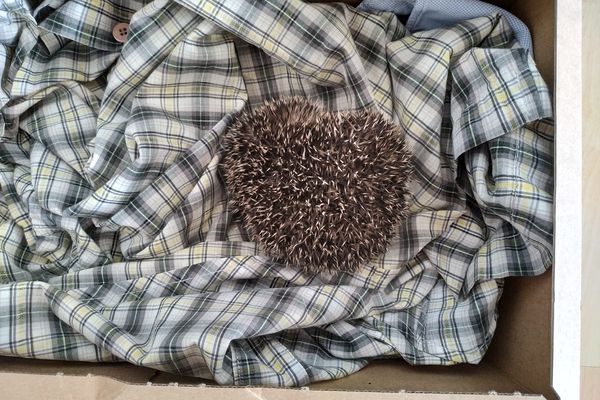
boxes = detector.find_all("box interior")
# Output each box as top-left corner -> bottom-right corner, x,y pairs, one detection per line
0,0 -> 556,398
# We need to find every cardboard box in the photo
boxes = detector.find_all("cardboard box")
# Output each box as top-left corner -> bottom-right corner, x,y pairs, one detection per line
0,0 -> 582,398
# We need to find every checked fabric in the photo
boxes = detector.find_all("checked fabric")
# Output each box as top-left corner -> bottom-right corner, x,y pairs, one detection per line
0,0 -> 553,386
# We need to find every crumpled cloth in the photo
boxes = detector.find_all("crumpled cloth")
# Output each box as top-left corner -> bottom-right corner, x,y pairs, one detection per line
0,0 -> 553,386
359,0 -> 533,51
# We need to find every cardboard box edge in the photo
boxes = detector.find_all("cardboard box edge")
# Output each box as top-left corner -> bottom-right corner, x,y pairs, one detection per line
552,0 -> 583,399
0,372 -> 546,400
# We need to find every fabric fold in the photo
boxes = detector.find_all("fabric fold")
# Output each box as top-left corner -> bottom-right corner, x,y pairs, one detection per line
450,47 -> 552,159
176,0 -> 372,100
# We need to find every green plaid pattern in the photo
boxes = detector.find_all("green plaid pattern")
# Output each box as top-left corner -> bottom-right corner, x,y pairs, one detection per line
0,0 -> 553,386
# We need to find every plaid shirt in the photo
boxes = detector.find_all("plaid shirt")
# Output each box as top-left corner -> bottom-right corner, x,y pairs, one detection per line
0,0 -> 553,386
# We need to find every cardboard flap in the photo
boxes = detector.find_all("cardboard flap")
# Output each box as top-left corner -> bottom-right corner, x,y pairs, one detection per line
0,372 -> 546,400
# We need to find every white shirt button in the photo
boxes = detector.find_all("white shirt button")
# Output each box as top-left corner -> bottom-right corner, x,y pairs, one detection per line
112,22 -> 129,43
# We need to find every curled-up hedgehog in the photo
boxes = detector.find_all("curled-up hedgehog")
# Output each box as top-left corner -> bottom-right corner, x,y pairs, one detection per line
221,97 -> 412,274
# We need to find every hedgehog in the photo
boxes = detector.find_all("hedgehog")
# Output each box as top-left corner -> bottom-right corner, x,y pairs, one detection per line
221,97 -> 412,274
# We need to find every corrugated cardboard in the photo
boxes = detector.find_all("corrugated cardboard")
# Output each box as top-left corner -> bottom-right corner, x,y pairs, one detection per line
0,0 -> 582,398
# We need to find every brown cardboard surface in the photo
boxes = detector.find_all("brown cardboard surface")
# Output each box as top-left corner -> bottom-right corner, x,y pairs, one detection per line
0,356 -> 533,395
153,360 -> 528,394
0,0 -> 564,398
486,274 -> 554,400
0,356 -> 158,383
308,361 -> 529,393
0,372 -> 544,400
507,0 -> 555,90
